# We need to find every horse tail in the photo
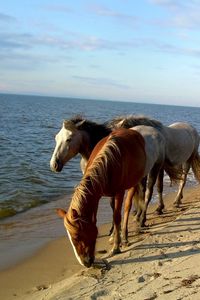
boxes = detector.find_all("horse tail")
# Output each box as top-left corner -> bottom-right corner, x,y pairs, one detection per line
191,152 -> 200,183
164,162 -> 182,183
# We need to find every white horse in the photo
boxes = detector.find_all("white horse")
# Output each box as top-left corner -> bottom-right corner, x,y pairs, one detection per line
50,117 -> 111,174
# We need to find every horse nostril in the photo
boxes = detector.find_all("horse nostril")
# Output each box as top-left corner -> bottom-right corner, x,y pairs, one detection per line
56,159 -> 63,172
55,162 -> 59,171
50,158 -> 62,172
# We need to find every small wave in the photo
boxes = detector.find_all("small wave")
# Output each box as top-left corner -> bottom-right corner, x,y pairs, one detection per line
0,198 -> 48,220
0,207 -> 17,219
25,176 -> 48,185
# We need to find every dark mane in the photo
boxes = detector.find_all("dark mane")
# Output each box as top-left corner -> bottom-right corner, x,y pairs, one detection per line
64,115 -> 111,151
106,115 -> 164,130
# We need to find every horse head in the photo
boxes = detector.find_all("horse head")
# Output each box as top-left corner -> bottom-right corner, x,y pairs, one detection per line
50,120 -> 84,172
57,208 -> 98,268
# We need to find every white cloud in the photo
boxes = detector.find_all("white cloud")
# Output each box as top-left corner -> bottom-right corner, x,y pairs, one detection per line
73,76 -> 131,89
42,4 -> 73,14
0,12 -> 16,23
149,0 -> 200,29
89,4 -> 138,26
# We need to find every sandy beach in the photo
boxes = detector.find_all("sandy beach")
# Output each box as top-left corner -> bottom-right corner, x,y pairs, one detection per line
1,185 -> 200,300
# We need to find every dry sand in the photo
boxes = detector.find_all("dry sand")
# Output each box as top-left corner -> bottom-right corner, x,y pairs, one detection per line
1,186 -> 200,300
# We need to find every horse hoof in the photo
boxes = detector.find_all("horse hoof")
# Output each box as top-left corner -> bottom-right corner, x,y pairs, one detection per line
121,240 -> 129,247
140,223 -> 148,229
173,202 -> 180,208
135,227 -> 144,234
155,209 -> 163,215
139,219 -> 147,227
110,248 -> 121,256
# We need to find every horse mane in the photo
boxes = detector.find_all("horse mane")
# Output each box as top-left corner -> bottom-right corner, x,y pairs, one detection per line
63,115 -> 111,151
70,136 -> 121,215
65,211 -> 79,237
107,114 -> 164,130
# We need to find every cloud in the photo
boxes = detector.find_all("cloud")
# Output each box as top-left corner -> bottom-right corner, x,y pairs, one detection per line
73,76 -> 131,89
0,32 -> 33,50
0,51 -> 58,71
89,4 -> 138,26
149,0 -> 200,29
150,0 -> 184,10
0,30 -> 116,52
42,4 -> 73,14
1,25 -> 200,65
0,12 -> 16,23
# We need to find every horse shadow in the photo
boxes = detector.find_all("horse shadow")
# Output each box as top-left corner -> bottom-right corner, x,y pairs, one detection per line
110,246 -> 200,266
108,207 -> 200,267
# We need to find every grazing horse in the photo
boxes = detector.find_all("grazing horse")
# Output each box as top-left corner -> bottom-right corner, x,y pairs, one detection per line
57,128 -> 146,267
112,116 -> 200,208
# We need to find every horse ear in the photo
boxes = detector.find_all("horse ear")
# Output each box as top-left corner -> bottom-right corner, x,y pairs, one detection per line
56,208 -> 67,218
75,119 -> 86,129
117,119 -> 125,128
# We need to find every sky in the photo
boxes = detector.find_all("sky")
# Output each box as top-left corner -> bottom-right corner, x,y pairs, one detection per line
1,0 -> 200,107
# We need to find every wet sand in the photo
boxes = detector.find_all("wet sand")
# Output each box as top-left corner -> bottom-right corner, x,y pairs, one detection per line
0,194 -> 113,271
0,186 -> 200,299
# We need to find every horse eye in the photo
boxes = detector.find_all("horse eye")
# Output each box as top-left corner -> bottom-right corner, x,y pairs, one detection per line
66,137 -> 71,142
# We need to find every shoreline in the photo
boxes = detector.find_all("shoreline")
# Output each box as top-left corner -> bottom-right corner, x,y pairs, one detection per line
0,185 -> 200,299
0,193 -> 113,271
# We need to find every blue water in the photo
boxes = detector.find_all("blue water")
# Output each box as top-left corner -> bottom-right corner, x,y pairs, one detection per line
0,93 -> 200,220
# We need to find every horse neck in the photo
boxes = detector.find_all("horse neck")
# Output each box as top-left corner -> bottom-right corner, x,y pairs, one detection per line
79,125 -> 111,160
79,131 -> 92,161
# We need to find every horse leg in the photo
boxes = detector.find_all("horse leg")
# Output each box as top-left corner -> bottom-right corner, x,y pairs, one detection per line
135,177 -> 147,222
173,162 -> 190,207
108,196 -> 115,236
140,165 -> 160,227
110,191 -> 125,256
155,168 -> 164,215
121,187 -> 135,245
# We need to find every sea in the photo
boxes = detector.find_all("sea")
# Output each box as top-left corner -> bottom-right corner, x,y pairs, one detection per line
0,93 -> 200,269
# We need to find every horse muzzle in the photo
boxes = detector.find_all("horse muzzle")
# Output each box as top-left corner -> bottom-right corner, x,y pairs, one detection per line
82,256 -> 94,268
50,158 -> 63,172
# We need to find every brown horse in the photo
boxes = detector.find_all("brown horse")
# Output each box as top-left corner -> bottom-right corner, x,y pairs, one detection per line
57,128 -> 146,267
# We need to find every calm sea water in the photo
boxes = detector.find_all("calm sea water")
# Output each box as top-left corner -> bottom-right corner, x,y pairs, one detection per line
0,93 -> 200,220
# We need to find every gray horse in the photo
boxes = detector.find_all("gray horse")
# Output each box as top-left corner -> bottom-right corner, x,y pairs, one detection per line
111,115 -> 200,209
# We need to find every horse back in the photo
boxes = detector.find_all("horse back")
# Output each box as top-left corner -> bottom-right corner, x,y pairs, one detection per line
110,128 -> 146,190
130,125 -> 166,175
167,122 -> 200,163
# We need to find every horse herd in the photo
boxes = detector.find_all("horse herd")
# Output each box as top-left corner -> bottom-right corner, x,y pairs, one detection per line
50,115 -> 200,268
